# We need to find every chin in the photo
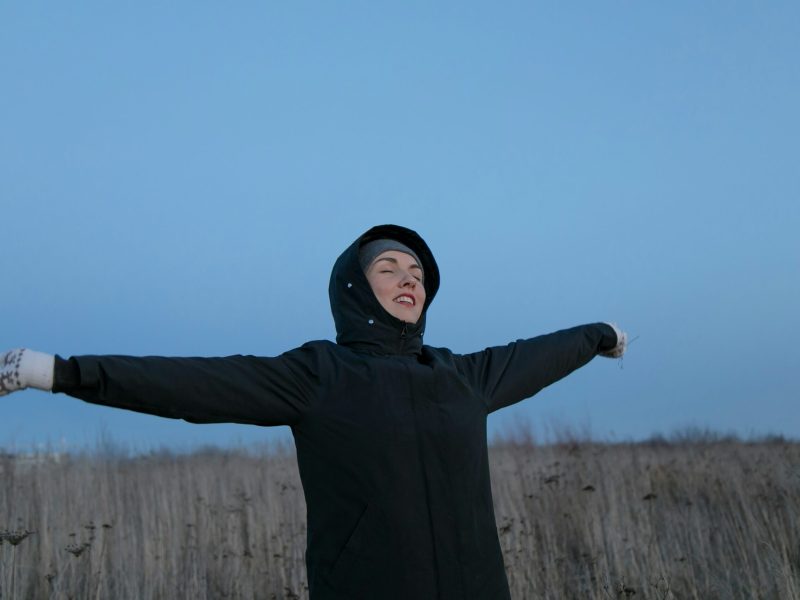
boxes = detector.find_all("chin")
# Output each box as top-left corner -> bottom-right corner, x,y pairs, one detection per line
391,311 -> 419,324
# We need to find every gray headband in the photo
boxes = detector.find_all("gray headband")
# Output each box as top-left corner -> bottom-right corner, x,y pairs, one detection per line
359,239 -> 423,278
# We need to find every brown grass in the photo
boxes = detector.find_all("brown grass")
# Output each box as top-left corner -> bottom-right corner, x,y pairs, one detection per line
1,434 -> 798,599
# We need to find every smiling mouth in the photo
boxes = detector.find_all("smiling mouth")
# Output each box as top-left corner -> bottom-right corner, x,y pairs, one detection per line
394,295 -> 416,307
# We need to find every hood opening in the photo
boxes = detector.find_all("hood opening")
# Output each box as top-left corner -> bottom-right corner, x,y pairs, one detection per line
328,225 -> 439,356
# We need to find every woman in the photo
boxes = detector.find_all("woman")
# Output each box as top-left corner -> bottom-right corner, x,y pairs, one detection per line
1,224 -> 626,599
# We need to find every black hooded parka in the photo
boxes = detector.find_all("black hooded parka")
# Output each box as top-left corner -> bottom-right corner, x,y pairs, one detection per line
55,224 -> 618,599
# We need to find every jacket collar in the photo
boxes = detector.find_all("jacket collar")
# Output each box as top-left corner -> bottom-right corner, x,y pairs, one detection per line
328,225 -> 439,357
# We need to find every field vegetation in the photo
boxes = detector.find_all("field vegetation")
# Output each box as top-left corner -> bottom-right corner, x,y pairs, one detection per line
1,431 -> 798,599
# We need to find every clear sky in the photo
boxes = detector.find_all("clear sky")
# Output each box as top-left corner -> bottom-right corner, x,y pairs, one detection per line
2,2 -> 798,452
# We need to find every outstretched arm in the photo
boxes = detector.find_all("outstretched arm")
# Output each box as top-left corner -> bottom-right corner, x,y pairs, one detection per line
2,346 -> 318,427
454,322 -> 625,413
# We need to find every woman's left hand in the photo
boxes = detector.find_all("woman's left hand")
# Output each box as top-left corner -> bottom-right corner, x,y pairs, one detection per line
599,323 -> 627,358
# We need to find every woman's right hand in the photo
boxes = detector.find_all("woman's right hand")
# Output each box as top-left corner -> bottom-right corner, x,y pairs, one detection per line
0,349 -> 55,396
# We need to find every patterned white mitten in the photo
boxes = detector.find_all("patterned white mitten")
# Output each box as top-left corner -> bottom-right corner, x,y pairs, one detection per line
0,349 -> 55,396
599,323 -> 627,358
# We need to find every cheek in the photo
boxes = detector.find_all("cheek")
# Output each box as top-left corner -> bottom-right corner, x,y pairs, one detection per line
367,276 -> 388,297
376,281 -> 392,296
375,282 -> 396,303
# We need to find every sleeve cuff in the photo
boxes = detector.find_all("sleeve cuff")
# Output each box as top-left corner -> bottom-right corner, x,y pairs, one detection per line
52,356 -> 81,392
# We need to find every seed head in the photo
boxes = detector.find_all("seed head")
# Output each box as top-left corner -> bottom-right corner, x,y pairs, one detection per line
65,542 -> 91,557
1,529 -> 35,546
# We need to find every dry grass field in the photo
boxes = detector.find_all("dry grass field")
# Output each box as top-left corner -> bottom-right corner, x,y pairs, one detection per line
1,433 -> 798,599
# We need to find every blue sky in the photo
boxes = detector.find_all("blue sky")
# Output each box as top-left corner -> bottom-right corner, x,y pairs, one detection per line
2,2 -> 798,452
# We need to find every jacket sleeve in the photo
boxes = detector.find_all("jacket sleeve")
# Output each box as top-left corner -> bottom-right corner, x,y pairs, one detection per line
53,345 -> 319,427
453,323 -> 618,413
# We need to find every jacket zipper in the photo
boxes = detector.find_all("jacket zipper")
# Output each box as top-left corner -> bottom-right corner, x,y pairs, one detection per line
399,323 -> 408,353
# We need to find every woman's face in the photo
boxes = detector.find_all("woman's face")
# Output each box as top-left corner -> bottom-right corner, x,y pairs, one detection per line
364,250 -> 426,324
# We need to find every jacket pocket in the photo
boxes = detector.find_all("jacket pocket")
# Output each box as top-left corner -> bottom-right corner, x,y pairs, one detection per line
326,503 -> 375,594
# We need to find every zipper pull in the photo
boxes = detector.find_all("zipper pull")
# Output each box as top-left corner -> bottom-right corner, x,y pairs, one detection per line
400,323 -> 408,338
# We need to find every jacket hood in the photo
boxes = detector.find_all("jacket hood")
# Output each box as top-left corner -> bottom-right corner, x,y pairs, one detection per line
329,224 -> 440,356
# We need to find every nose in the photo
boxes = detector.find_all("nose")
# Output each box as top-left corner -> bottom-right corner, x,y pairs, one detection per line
399,271 -> 417,287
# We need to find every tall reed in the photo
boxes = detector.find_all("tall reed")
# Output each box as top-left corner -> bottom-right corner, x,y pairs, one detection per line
0,434 -> 797,599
